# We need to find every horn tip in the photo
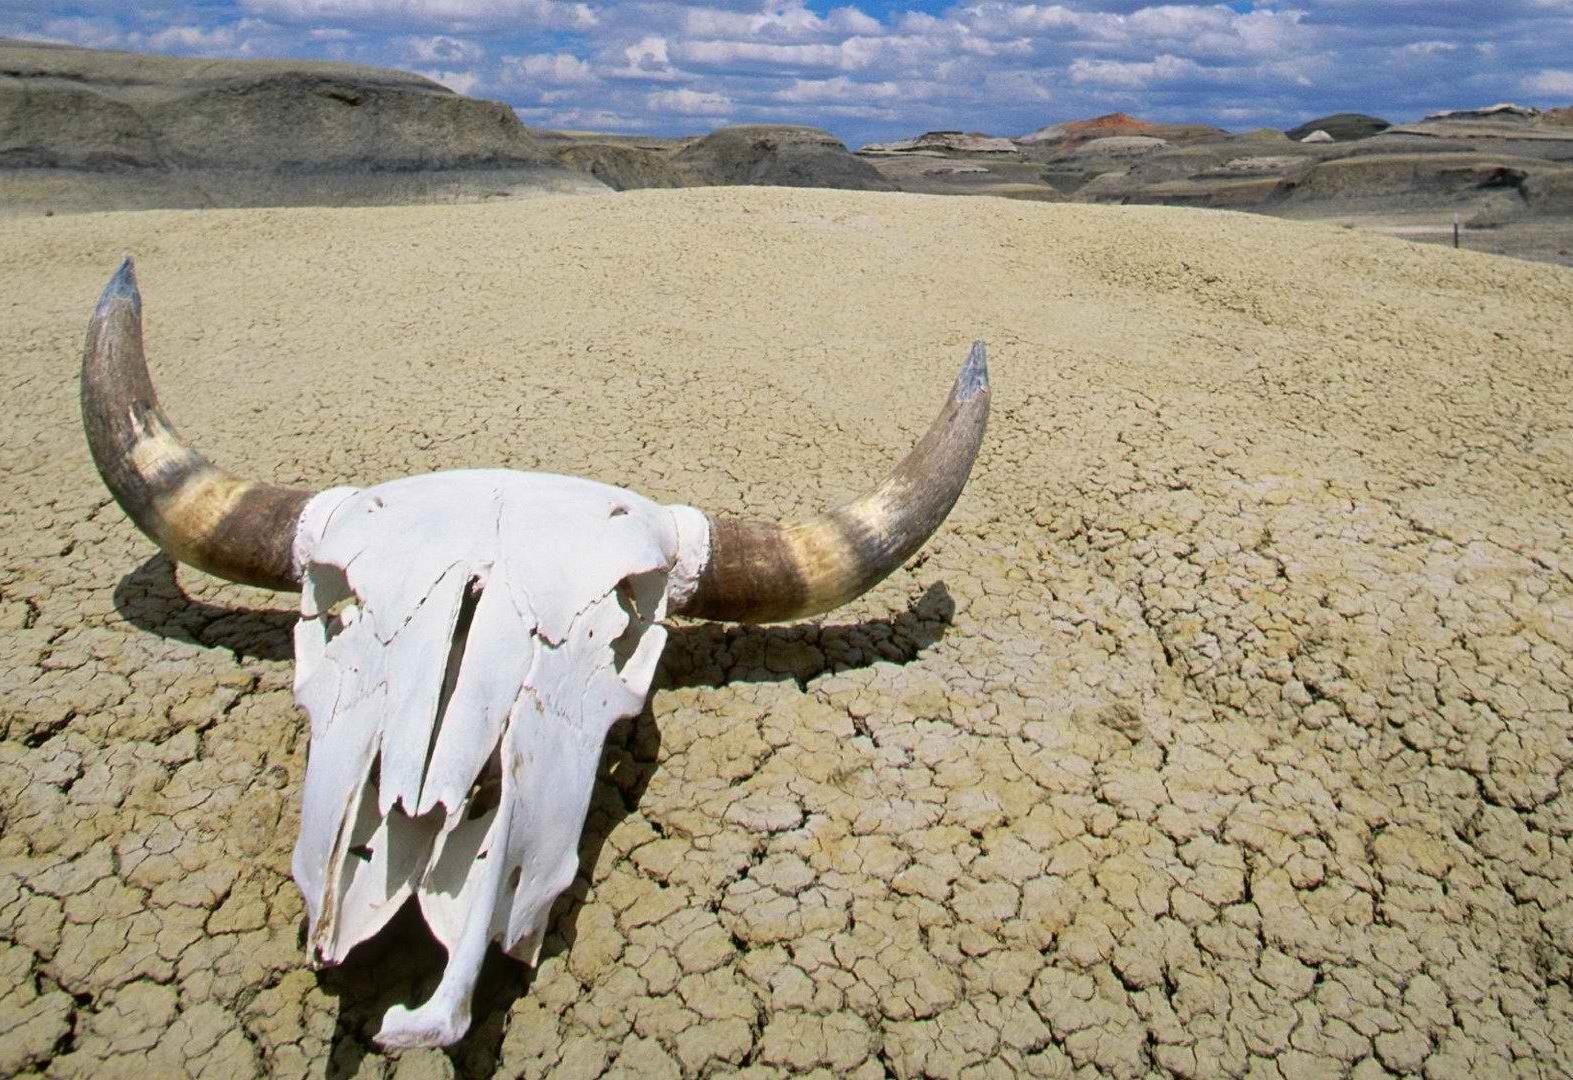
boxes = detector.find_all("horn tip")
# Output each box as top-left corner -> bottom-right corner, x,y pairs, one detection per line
955,340 -> 988,401
94,257 -> 141,321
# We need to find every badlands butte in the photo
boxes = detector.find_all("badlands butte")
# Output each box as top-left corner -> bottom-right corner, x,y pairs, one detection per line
4,37 -> 1573,1080
4,39 -> 1573,265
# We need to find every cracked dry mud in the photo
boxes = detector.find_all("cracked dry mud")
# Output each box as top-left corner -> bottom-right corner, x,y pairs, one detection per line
3,187 -> 1572,1078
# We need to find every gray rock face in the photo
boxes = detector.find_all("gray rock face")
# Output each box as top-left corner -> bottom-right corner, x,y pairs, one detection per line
671,125 -> 894,190
1069,136 -> 1169,158
551,142 -> 686,191
1284,113 -> 1391,142
0,38 -> 603,207
1426,102 -> 1540,122
861,131 -> 1020,155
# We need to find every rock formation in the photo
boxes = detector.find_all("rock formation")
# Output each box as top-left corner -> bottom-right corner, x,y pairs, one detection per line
0,38 -> 603,210
549,141 -> 687,191
1016,112 -> 1225,150
669,125 -> 894,190
861,131 -> 1020,155
1284,113 -> 1391,142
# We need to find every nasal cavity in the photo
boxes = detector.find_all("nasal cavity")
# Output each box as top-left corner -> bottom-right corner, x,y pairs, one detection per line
422,575 -> 486,793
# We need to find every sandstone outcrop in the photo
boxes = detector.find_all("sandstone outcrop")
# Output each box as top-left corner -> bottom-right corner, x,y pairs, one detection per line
1016,112 -> 1225,149
0,38 -> 603,210
1284,113 -> 1391,143
670,125 -> 894,190
550,142 -> 687,191
861,131 -> 1020,155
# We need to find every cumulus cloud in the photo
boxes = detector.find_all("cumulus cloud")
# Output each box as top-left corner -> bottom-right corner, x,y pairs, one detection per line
1069,54 -> 1203,90
239,0 -> 597,31
1522,69 -> 1573,96
772,76 -> 907,103
504,52 -> 596,84
681,1 -> 881,41
31,13 -> 282,56
415,67 -> 480,94
676,39 -> 863,71
648,87 -> 732,114
400,34 -> 484,65
144,24 -> 253,52
600,34 -> 683,81
1399,40 -> 1458,57
7,0 -> 1573,149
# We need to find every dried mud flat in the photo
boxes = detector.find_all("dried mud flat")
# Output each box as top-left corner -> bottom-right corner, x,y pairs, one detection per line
3,188 -> 1573,1078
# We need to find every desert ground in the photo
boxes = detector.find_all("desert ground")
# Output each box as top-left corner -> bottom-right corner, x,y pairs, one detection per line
3,188 -> 1573,1078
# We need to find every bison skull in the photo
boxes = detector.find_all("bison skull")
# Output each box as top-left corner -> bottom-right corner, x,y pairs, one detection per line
80,259 -> 989,1048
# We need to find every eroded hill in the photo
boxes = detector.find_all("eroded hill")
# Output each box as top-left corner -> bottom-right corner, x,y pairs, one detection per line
0,38 -> 605,211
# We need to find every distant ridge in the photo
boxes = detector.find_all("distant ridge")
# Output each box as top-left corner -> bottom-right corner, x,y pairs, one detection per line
1284,113 -> 1391,142
0,38 -> 604,210
1016,112 -> 1225,148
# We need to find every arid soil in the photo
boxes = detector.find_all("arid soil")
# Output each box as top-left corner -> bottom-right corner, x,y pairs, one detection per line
3,189 -> 1573,1078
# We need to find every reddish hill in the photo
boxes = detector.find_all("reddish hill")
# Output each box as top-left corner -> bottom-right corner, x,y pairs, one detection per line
1018,112 -> 1225,149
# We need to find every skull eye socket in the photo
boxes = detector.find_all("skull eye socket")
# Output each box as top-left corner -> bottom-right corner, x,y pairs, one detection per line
611,569 -> 666,674
325,593 -> 360,642
305,561 -> 359,644
464,744 -> 503,822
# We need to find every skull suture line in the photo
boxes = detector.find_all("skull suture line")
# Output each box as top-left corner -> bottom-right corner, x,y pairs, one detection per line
81,259 -> 990,1048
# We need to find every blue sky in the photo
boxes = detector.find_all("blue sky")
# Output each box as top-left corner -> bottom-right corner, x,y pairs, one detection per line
6,1 -> 1572,147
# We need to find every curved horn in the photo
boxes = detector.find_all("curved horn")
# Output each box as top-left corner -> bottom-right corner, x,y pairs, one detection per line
82,258 -> 314,591
673,342 -> 990,623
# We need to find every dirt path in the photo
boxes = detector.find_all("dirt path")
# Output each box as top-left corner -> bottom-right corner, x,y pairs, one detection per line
3,188 -> 1572,1077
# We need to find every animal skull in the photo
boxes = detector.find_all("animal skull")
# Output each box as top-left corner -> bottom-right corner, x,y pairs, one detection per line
289,473 -> 708,1046
80,259 -> 989,1048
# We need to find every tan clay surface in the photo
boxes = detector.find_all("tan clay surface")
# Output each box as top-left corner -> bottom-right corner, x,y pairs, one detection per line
3,187 -> 1573,1077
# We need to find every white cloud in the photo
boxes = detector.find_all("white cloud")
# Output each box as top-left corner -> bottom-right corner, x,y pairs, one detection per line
625,35 -> 669,67
681,1 -> 883,41
600,34 -> 684,81
984,69 -> 1055,103
36,14 -> 280,56
513,104 -> 650,132
505,52 -> 596,84
240,0 -> 597,31
648,87 -> 733,114
10,0 -> 1573,150
1069,54 -> 1202,90
678,39 -> 854,70
1522,68 -> 1573,95
1399,40 -> 1457,58
773,76 -> 906,103
415,67 -> 480,94
793,102 -> 900,119
146,25 -> 250,52
37,16 -> 136,49
401,34 -> 484,64
952,4 -> 1084,36
828,7 -> 881,36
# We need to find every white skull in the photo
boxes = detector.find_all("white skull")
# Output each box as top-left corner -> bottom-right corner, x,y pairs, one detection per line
286,470 -> 710,1048
80,260 -> 988,1051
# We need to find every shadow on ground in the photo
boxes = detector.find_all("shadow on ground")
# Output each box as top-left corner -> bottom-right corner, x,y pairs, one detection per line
318,580 -> 955,1071
113,554 -> 297,662
114,555 -> 955,682
115,555 -> 954,1069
